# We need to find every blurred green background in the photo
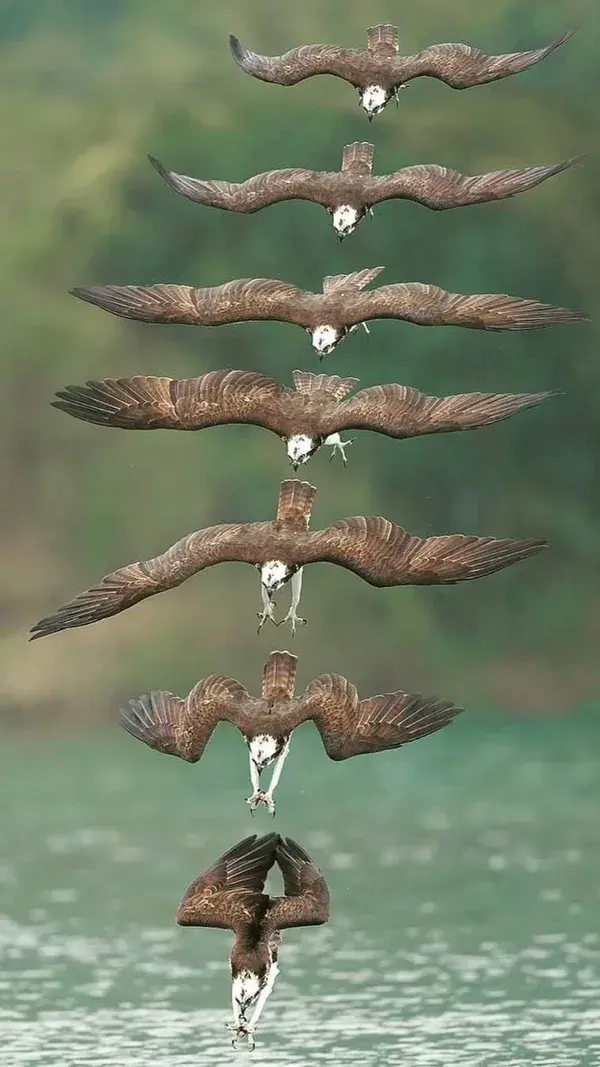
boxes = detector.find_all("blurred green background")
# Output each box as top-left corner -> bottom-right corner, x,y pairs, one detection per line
2,0 -> 599,728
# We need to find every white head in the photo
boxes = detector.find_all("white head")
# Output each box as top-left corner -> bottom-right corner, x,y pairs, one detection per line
360,84 -> 389,119
332,204 -> 360,240
260,560 -> 292,597
310,325 -> 341,358
232,970 -> 262,1015
286,433 -> 319,470
249,733 -> 282,773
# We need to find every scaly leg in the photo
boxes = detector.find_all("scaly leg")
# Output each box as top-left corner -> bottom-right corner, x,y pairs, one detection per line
324,432 -> 355,467
246,750 -> 264,814
276,568 -> 305,636
244,962 -> 280,1050
256,584 -> 277,634
260,738 -> 291,816
227,982 -> 247,1048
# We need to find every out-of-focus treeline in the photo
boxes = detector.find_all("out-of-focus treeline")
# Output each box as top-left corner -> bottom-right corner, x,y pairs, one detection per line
1,0 -> 598,727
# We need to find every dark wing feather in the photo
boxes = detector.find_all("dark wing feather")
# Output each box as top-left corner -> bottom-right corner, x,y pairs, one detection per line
264,837 -> 330,932
397,32 -> 574,89
302,519 -> 548,587
366,159 -> 579,209
304,673 -> 463,760
341,283 -> 589,330
29,522 -> 269,639
70,278 -> 307,326
149,155 -> 321,212
325,384 -> 555,439
176,833 -> 279,930
52,370 -> 291,435
229,35 -> 364,86
120,675 -> 250,762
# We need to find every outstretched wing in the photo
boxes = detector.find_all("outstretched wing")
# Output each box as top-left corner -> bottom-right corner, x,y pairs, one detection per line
149,155 -> 322,212
324,384 -> 555,439
52,370 -> 291,436
264,837 -> 330,932
303,673 -> 463,760
70,278 -> 307,326
397,32 -> 573,89
341,283 -> 589,331
229,35 -> 364,86
120,674 -> 250,762
302,519 -> 548,587
29,522 -> 268,639
176,833 -> 279,930
366,159 -> 579,210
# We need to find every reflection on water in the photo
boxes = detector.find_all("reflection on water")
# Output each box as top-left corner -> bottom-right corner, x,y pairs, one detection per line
1,715 -> 600,1064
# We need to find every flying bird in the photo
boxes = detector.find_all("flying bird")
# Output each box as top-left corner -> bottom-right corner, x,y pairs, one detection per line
121,650 -> 464,815
53,367 -> 556,471
70,268 -> 588,359
30,479 -> 548,641
176,832 -> 329,1050
229,25 -> 573,119
149,143 -> 579,240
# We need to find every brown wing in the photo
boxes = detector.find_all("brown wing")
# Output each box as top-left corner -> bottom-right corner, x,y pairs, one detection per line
341,283 -> 589,331
149,155 -> 323,212
70,278 -> 308,327
229,35 -> 366,86
264,837 -> 330,932
120,675 -> 250,762
52,370 -> 291,436
396,32 -> 574,89
29,522 -> 271,640
303,673 -> 463,760
366,159 -> 579,210
301,519 -> 548,587
323,384 -> 555,439
176,833 -> 279,930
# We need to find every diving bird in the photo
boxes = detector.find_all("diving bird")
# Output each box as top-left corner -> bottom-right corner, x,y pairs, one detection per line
229,25 -> 573,119
176,833 -> 329,1050
70,268 -> 588,359
149,143 -> 579,240
52,367 -> 556,471
30,479 -> 548,641
121,651 -> 464,816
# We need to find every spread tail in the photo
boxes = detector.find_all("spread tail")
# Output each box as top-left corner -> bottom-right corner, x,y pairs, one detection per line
276,479 -> 317,531
341,142 -> 375,176
262,651 -> 298,700
322,266 -> 384,295
292,369 -> 358,401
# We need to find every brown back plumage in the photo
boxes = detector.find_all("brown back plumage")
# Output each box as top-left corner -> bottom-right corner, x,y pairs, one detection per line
262,651 -> 298,701
341,141 -> 375,176
275,479 -> 316,531
292,369 -> 358,402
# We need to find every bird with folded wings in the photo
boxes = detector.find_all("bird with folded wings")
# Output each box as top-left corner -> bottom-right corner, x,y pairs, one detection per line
149,141 -> 579,240
229,24 -> 573,119
30,478 -> 548,641
176,832 -> 329,1050
121,650 -> 464,816
70,266 -> 588,359
53,367 -> 556,471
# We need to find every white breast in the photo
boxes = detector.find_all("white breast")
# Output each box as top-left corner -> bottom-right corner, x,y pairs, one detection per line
311,325 -> 340,355
249,734 -> 280,767
332,204 -> 360,236
232,971 -> 261,1006
361,84 -> 388,115
286,434 -> 315,464
261,560 -> 290,590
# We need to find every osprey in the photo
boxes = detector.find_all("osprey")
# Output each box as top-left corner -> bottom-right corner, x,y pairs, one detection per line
229,24 -> 573,119
121,650 -> 464,815
30,478 -> 548,641
149,143 -> 579,240
176,832 -> 329,1051
53,367 -> 555,471
70,268 -> 588,359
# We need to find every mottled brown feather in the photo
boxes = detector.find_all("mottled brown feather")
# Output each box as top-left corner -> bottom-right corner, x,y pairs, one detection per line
275,479 -> 316,531
262,652 -> 298,701
341,141 -> 375,176
264,837 -> 330,932
176,833 -> 279,930
149,154 -> 319,212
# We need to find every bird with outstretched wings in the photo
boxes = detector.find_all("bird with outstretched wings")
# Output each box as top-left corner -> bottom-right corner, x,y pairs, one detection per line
121,650 -> 464,815
29,478 -> 548,641
52,367 -> 556,471
229,24 -> 573,119
70,266 -> 588,359
149,141 -> 580,239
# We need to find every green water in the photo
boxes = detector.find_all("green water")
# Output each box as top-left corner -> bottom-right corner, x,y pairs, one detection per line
1,713 -> 599,1065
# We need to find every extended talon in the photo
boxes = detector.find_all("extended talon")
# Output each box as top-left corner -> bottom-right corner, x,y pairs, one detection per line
246,790 -> 266,812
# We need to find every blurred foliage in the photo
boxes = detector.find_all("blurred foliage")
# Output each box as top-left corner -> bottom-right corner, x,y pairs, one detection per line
1,0 -> 599,726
